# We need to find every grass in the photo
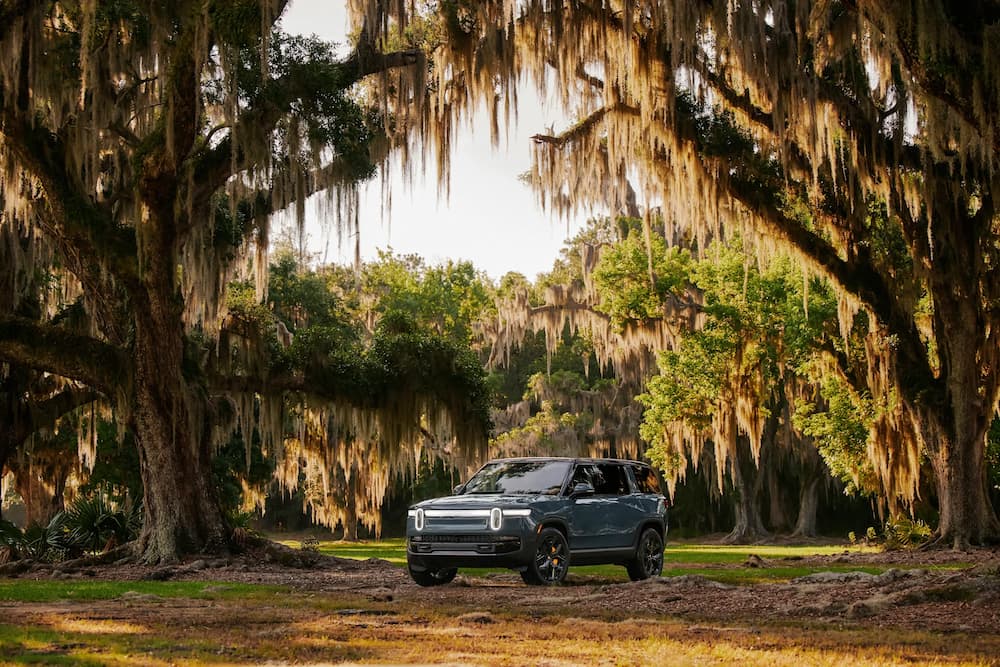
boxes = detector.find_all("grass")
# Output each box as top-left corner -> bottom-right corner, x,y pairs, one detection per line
279,536 -> 965,584
0,580 -> 288,603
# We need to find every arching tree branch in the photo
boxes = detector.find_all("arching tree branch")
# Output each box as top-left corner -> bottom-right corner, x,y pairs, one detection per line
0,316 -> 126,396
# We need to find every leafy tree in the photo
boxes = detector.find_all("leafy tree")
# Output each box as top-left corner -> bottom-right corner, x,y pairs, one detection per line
0,2 -> 487,562
638,240 -> 838,540
360,0 -> 1000,546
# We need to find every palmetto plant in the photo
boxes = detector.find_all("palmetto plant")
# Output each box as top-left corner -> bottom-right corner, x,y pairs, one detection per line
63,495 -> 142,555
0,494 -> 142,563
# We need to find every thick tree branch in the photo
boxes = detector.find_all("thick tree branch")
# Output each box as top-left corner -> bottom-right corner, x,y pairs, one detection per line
28,387 -> 101,438
0,316 -> 127,396
0,113 -> 140,286
191,46 -> 422,211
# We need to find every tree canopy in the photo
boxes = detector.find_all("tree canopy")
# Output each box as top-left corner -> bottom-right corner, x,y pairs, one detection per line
0,1 -> 490,562
357,0 -> 1000,547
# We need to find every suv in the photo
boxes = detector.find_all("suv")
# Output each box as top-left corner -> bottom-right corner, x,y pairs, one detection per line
405,457 -> 668,586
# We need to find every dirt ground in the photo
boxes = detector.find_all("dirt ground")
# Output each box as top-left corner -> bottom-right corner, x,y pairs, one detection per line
5,542 -> 999,634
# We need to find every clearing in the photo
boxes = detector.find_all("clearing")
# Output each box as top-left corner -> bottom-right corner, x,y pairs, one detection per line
0,539 -> 998,666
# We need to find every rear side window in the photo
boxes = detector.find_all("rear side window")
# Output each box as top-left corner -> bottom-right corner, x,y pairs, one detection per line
594,463 -> 631,495
631,465 -> 662,494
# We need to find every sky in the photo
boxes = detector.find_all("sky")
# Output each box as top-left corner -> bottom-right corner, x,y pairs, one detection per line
279,1 -> 588,281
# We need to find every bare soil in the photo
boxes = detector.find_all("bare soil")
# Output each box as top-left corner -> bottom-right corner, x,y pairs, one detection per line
5,541 -> 999,634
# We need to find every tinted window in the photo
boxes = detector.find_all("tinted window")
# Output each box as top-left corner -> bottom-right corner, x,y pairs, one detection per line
572,463 -> 631,495
462,460 -> 571,495
631,464 -> 662,494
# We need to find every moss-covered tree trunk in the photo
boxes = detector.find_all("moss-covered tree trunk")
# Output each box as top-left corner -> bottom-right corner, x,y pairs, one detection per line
130,303 -> 229,562
909,185 -> 1000,548
724,435 -> 768,544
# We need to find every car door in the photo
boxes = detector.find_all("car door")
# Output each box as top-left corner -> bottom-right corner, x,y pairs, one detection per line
567,462 -> 636,551
592,462 -> 643,548
565,463 -> 612,551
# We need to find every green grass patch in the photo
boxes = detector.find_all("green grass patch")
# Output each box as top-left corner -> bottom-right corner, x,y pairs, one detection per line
0,580 -> 288,603
277,536 -> 967,585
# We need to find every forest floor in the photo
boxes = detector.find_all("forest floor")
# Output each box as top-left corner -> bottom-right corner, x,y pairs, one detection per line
1,540 -> 998,665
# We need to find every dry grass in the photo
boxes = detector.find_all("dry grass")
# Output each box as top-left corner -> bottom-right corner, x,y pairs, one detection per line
1,585 -> 997,666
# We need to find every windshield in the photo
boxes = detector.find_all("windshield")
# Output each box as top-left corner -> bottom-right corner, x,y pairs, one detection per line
461,460 -> 571,495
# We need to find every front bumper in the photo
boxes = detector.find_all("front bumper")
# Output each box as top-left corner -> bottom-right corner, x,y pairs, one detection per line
406,532 -> 536,570
405,509 -> 537,571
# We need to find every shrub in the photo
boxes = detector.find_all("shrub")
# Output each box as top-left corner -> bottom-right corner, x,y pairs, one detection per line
882,517 -> 932,550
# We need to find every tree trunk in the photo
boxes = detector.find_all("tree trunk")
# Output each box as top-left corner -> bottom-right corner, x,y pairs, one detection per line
912,179 -> 1000,548
724,436 -> 768,544
925,422 -> 1000,548
766,466 -> 790,533
792,473 -> 820,538
130,303 -> 228,563
341,512 -> 358,542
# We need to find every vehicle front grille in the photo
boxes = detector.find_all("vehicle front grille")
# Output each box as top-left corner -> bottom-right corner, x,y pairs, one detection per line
409,534 -> 521,554
412,534 -> 511,544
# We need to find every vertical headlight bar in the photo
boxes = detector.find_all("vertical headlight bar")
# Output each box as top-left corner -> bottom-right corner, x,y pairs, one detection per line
414,508 -> 425,531
489,507 -> 502,530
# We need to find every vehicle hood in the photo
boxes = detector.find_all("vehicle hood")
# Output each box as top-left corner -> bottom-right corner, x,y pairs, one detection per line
411,494 -> 546,510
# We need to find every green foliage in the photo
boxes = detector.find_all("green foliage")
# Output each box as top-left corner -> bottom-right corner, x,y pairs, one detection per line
358,250 -> 493,344
794,376 -> 877,496
62,494 -> 142,554
881,517 -> 933,550
987,418 -> 1000,497
0,519 -> 23,561
8,494 -> 142,562
19,513 -> 80,562
210,0 -> 263,49
79,424 -> 142,504
593,228 -> 693,329
213,432 -> 273,518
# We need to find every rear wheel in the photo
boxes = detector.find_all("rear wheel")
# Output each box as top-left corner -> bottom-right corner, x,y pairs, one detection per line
408,564 -> 457,587
521,527 -> 569,585
626,528 -> 664,581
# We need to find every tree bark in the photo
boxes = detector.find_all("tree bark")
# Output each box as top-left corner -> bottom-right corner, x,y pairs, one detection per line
792,473 -> 821,538
724,435 -> 769,544
912,184 -> 1000,548
129,300 -> 229,563
923,415 -> 1000,548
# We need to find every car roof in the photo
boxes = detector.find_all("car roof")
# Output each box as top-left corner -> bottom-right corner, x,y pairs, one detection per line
485,456 -> 651,466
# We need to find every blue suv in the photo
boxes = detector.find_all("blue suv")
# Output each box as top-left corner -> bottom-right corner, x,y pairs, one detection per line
406,457 -> 668,586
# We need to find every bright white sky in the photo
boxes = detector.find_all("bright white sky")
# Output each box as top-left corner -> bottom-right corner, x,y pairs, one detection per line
279,1 -> 588,280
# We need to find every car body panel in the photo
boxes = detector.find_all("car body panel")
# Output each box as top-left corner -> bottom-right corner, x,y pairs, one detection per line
406,457 -> 668,579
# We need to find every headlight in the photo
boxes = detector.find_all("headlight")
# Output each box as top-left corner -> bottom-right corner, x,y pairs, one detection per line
491,507 -> 530,530
411,507 -> 425,531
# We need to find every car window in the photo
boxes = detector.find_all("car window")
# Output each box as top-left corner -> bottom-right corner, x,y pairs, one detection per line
462,460 -> 571,495
570,464 -> 598,489
572,463 -> 631,495
631,464 -> 662,494
594,463 -> 631,495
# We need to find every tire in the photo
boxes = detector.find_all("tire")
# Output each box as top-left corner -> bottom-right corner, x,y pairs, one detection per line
626,528 -> 664,581
521,527 -> 570,585
408,564 -> 457,587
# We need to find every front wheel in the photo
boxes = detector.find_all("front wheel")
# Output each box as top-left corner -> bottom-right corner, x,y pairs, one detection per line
521,527 -> 569,585
626,528 -> 664,581
408,564 -> 457,587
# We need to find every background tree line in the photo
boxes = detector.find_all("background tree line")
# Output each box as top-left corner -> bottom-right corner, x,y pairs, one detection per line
9,216 -> 997,549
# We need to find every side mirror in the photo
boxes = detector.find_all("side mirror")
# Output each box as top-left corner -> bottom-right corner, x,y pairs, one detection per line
570,481 -> 595,498
452,484 -> 465,495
